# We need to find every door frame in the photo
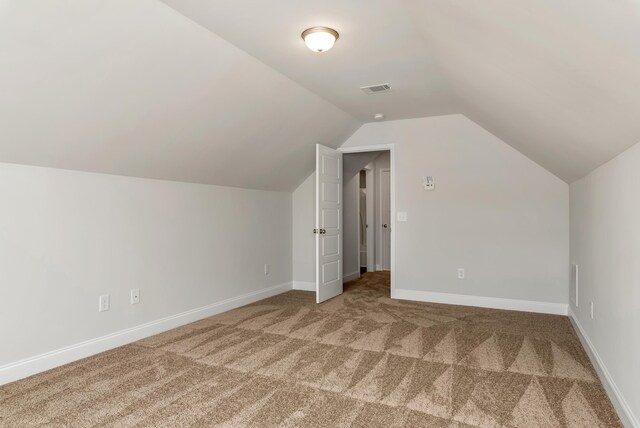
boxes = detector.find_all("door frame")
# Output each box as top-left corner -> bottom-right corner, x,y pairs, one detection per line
364,167 -> 374,273
338,144 -> 396,296
356,166 -> 374,275
355,170 -> 361,278
379,167 -> 391,271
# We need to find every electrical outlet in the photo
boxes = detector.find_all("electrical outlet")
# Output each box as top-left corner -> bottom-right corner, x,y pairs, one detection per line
457,268 -> 465,280
423,176 -> 435,191
397,212 -> 407,222
264,264 -> 270,275
99,295 -> 110,312
590,301 -> 594,319
131,288 -> 140,305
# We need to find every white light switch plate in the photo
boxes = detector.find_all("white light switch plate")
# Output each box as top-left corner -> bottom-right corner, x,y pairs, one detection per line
397,212 -> 407,222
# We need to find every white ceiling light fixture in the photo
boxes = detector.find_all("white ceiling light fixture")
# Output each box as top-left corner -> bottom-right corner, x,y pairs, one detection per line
301,27 -> 339,53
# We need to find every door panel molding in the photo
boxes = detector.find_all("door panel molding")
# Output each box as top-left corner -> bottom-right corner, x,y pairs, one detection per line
316,144 -> 343,303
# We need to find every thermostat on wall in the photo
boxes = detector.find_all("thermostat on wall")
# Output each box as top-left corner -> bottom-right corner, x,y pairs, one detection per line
423,176 -> 434,191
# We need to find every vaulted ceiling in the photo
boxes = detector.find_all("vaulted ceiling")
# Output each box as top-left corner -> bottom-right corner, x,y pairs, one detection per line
2,0 -> 639,189
404,0 -> 640,183
0,0 -> 359,191
162,0 -> 640,183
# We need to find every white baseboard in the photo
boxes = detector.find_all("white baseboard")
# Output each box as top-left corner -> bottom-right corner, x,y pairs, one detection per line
343,271 -> 360,282
392,288 -> 568,315
569,308 -> 638,428
292,281 -> 315,291
0,282 -> 292,386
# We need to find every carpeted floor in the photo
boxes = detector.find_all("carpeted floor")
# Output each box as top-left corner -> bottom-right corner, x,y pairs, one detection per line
0,272 -> 622,427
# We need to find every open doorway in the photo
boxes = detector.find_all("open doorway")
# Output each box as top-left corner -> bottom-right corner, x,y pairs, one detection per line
315,144 -> 395,303
341,149 -> 392,296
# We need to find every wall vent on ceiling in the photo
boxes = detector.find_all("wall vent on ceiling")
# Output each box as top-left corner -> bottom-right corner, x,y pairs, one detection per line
360,83 -> 391,94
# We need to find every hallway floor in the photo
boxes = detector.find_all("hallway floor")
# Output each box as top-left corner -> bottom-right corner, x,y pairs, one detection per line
0,272 -> 621,427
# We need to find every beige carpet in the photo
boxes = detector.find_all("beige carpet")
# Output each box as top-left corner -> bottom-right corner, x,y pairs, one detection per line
0,272 -> 621,427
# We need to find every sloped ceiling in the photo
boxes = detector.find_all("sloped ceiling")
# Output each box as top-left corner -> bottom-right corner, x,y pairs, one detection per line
2,1 -> 639,188
405,0 -> 640,182
162,0 -> 640,183
0,0 -> 360,191
159,0 -> 457,124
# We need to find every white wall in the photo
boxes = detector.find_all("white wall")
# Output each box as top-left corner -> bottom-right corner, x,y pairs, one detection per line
570,142 -> 640,426
341,115 -> 570,309
0,162 -> 292,370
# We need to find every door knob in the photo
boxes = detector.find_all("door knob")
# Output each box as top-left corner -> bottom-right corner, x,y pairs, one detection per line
382,224 -> 388,228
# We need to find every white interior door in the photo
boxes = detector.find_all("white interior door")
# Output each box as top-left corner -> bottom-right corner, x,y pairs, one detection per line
380,168 -> 391,271
316,144 -> 343,303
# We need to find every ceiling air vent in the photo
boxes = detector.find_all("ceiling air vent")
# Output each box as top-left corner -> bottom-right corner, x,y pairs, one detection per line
360,83 -> 391,94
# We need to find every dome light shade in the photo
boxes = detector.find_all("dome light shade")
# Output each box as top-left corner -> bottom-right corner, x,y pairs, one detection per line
301,27 -> 339,53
